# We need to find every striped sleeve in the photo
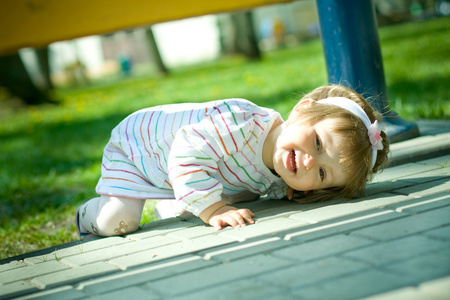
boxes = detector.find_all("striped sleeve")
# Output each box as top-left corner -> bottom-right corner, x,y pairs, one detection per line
167,100 -> 256,216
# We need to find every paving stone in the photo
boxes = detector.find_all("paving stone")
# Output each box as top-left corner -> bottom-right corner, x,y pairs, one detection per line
252,210 -> 297,222
143,254 -> 291,297
386,248 -> 450,282
387,191 -> 450,213
0,260 -> 28,273
251,198 -> 300,209
23,253 -> 61,266
239,197 -> 294,212
289,193 -> 409,223
417,276 -> 450,299
271,234 -> 373,263
0,281 -> 39,299
108,235 -> 236,269
166,225 -> 218,241
417,154 -> 450,167
15,285 -> 87,300
362,287 -> 436,300
127,218 -> 197,240
242,200 -> 344,225
392,177 -> 449,198
171,278 -> 284,300
23,237 -> 133,265
366,158 -> 450,195
394,167 -> 450,184
350,204 -> 450,241
88,286 -> 160,300
61,235 -> 180,267
389,134 -> 450,166
391,135 -> 439,152
77,255 -> 215,296
256,256 -> 367,289
293,269 -> 414,300
251,200 -> 338,221
176,213 -> 204,225
218,217 -> 309,241
364,180 -> 415,196
248,293 -> 299,300
283,210 -> 402,242
371,162 -> 440,183
364,275 -> 450,300
0,260 -> 69,284
343,235 -> 450,267
199,236 -> 288,262
54,236 -> 131,256
30,262 -> 120,289
424,225 -> 450,241
416,120 -> 450,135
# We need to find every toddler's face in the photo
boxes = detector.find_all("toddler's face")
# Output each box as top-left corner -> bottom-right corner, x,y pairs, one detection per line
273,118 -> 348,192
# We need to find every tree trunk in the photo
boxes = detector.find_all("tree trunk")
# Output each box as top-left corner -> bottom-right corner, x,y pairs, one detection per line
35,46 -> 54,91
231,11 -> 261,60
0,52 -> 52,105
145,28 -> 168,75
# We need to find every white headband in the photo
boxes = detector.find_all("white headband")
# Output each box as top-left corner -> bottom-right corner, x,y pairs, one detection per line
317,97 -> 383,169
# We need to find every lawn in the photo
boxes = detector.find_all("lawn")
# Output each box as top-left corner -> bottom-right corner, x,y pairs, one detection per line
0,17 -> 449,260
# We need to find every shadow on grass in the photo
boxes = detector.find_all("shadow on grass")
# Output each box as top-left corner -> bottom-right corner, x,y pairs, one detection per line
387,74 -> 450,119
0,113 -> 124,221
0,86 -> 309,224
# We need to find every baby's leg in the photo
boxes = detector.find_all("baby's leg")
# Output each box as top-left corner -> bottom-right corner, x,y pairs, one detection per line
77,195 -> 145,236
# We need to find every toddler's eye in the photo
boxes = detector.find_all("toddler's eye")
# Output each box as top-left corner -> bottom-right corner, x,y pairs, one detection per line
316,135 -> 321,151
319,167 -> 325,181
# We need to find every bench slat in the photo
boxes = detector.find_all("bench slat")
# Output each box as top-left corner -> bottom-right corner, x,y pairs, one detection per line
0,0 -> 293,54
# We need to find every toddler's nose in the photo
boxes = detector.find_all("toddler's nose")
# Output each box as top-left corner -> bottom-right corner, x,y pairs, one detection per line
304,153 -> 316,170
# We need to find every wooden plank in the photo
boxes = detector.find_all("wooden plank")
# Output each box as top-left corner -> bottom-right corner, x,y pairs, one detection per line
0,0 -> 294,54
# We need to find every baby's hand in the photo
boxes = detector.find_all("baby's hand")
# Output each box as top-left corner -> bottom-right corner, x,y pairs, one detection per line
286,187 -> 310,200
286,187 -> 295,200
209,206 -> 255,230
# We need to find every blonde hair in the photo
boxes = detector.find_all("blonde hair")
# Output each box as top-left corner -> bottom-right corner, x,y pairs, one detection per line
288,85 -> 390,203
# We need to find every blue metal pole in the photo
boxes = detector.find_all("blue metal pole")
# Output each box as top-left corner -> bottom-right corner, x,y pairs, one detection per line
316,0 -> 419,142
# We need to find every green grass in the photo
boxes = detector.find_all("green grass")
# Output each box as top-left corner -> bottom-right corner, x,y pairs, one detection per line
0,17 -> 449,260
380,18 -> 450,119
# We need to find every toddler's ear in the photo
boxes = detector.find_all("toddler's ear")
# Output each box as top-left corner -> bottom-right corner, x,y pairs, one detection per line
293,98 -> 315,112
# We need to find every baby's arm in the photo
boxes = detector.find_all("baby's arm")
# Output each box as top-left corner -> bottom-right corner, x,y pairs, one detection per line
168,100 -> 260,217
199,201 -> 255,230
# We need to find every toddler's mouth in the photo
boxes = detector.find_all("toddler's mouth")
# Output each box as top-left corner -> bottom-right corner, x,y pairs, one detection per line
289,150 -> 297,173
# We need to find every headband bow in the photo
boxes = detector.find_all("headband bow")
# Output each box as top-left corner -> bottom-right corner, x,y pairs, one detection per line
317,97 -> 383,169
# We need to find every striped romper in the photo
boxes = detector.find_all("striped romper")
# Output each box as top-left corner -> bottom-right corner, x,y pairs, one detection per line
95,98 -> 288,217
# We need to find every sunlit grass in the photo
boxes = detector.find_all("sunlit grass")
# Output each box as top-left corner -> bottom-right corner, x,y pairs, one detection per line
0,17 -> 448,260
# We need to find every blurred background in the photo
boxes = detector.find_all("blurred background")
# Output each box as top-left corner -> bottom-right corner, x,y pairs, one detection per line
2,0 -> 449,93
0,0 -> 449,259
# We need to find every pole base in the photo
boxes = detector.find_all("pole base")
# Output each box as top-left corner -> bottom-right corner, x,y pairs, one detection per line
381,111 -> 420,143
